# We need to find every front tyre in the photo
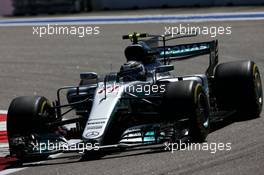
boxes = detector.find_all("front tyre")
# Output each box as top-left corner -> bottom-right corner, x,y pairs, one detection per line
161,81 -> 210,142
7,96 -> 55,160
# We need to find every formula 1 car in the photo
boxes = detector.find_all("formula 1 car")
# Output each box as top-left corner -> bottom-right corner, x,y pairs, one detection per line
7,32 -> 263,161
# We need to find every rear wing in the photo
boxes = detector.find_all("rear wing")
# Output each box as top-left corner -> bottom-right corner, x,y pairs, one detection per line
122,33 -> 218,77
156,40 -> 219,77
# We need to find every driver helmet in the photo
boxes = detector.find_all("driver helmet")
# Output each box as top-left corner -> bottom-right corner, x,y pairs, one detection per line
124,41 -> 155,64
139,41 -> 156,64
119,61 -> 146,81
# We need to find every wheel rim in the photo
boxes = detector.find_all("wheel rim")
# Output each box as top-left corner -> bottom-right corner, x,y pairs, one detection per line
197,93 -> 209,129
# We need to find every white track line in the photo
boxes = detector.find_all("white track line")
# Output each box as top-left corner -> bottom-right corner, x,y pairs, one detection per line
0,111 -> 7,115
0,11 -> 264,26
0,110 -> 8,157
0,122 -> 6,132
0,168 -> 27,175
0,153 -> 63,175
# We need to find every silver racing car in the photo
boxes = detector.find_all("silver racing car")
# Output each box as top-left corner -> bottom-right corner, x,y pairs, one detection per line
7,32 -> 263,161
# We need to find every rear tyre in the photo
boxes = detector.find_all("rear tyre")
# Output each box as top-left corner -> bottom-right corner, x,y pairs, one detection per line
214,61 -> 263,118
161,81 -> 210,142
7,96 -> 55,160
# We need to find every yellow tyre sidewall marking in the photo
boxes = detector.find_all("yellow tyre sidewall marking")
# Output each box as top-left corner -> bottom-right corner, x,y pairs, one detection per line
253,64 -> 257,78
194,84 -> 202,104
40,101 -> 47,114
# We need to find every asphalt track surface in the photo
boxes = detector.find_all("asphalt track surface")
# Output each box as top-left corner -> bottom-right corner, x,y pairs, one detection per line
0,7 -> 264,175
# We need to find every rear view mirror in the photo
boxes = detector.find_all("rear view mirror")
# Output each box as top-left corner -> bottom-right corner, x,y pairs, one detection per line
80,72 -> 98,86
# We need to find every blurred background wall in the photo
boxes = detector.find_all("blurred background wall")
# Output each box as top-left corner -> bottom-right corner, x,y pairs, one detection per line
0,0 -> 263,16
91,0 -> 264,10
